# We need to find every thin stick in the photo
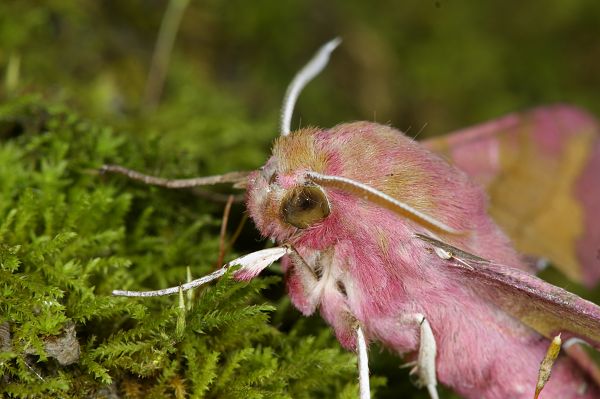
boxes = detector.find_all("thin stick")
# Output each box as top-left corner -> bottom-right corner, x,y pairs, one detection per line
185,266 -> 193,310
216,195 -> 235,267
100,164 -> 251,189
142,0 -> 190,111
5,53 -> 20,92
192,189 -> 245,203
280,38 -> 341,136
23,359 -> 44,381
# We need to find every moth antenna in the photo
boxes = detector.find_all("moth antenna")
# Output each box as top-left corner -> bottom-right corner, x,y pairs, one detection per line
280,37 -> 342,136
112,247 -> 290,297
306,172 -> 460,234
100,164 -> 251,189
191,189 -> 245,203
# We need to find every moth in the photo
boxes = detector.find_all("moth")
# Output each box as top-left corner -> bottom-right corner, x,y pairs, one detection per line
104,39 -> 600,399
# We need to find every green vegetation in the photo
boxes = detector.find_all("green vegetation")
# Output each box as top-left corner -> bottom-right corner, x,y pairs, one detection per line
0,97 -> 365,397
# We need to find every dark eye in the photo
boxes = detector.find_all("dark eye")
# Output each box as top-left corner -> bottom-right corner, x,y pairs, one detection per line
280,185 -> 331,229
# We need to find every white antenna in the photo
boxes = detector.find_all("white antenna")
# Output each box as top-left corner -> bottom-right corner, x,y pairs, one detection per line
280,37 -> 341,136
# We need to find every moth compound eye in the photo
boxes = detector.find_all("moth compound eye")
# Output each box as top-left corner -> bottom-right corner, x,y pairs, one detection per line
280,185 -> 331,229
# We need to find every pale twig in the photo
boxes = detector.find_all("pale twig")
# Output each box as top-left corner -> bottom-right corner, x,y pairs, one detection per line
5,53 -> 20,92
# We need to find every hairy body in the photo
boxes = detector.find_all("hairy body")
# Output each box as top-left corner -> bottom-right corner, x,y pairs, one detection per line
247,121 -> 598,398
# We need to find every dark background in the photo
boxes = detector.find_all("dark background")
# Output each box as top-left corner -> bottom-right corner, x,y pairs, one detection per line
2,1 -> 599,153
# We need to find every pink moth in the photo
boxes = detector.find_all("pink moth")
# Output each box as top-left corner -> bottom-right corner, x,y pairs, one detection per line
105,39 -> 600,399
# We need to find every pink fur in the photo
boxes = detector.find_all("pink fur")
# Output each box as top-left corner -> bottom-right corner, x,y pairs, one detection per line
246,121 -> 599,398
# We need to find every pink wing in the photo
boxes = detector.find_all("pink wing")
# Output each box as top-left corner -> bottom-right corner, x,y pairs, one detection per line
415,233 -> 600,350
463,257 -> 600,349
448,237 -> 600,387
424,105 -> 600,287
417,233 -> 600,387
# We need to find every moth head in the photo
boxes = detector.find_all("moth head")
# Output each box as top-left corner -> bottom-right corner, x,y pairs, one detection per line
247,122 -> 464,243
246,128 -> 336,241
250,38 -> 461,242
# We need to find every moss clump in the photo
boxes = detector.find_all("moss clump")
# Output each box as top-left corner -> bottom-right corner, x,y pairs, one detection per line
0,97 -> 369,398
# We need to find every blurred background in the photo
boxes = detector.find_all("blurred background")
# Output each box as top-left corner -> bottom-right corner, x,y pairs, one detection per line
1,1 -> 598,398
1,1 -> 599,151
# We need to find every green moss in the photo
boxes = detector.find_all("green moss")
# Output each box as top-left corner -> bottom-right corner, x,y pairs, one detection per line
0,99 -> 366,398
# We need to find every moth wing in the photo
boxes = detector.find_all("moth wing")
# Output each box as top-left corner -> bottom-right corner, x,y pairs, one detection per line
457,249 -> 600,386
423,105 -> 600,286
465,257 -> 600,349
416,234 -> 600,350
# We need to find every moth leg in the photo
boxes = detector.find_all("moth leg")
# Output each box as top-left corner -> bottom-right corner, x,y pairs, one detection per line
100,164 -> 251,189
286,247 -> 324,314
356,325 -> 371,399
287,247 -> 320,283
402,313 -> 439,399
